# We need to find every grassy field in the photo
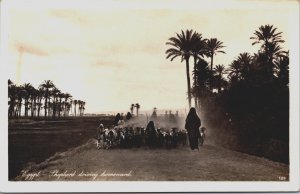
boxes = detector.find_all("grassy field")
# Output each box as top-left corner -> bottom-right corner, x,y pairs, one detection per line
8,116 -> 114,180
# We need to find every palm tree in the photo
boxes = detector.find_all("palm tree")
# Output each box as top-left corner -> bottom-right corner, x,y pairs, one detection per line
57,92 -> 65,118
228,60 -> 242,82
250,25 -> 285,78
79,101 -> 86,116
82,106 -> 85,116
192,58 -> 211,109
191,34 -> 207,107
8,79 -> 82,119
51,87 -> 61,118
63,93 -> 72,116
265,42 -> 286,63
69,100 -> 73,115
29,86 -> 38,118
73,100 -> 78,116
191,33 -> 207,66
15,85 -> 24,118
36,87 -> 44,119
250,24 -> 284,49
78,100 -> 82,116
135,103 -> 140,117
227,53 -> 254,86
65,102 -> 71,116
8,80 -> 17,118
82,101 -> 86,116
236,53 -> 253,80
166,29 -> 199,108
206,38 -> 226,71
23,83 -> 34,117
213,65 -> 226,92
40,80 -> 55,118
274,52 -> 289,87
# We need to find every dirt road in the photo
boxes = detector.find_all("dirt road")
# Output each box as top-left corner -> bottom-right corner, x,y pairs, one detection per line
15,139 -> 289,181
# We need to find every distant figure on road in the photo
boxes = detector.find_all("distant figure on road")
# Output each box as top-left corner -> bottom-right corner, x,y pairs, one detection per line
126,112 -> 132,120
114,113 -> 121,125
185,107 -> 201,151
168,110 -> 176,123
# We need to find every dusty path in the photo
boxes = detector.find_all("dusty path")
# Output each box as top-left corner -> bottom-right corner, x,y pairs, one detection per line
15,139 -> 289,181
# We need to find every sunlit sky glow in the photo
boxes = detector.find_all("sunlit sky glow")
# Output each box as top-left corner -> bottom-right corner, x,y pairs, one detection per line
2,0 -> 298,113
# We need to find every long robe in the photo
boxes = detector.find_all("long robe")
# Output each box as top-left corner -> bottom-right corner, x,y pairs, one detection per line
185,108 -> 201,150
146,121 -> 157,148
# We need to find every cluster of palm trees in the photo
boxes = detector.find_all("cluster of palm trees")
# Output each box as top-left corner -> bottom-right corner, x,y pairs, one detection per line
166,25 -> 288,110
8,80 -> 86,119
166,24 -> 289,162
166,30 -> 225,109
130,103 -> 141,117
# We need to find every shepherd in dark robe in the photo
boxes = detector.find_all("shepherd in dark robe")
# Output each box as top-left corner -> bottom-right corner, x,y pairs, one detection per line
185,107 -> 201,150
145,121 -> 157,148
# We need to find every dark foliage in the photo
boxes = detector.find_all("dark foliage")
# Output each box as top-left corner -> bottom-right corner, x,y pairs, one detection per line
8,80 -> 85,119
188,24 -> 289,163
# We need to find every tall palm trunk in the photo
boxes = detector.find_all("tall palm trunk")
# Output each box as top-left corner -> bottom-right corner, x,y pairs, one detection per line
16,99 -> 22,118
52,97 -> 58,119
210,55 -> 214,71
8,103 -> 13,118
185,57 -> 192,109
64,101 -> 68,117
31,98 -> 36,118
24,99 -> 29,117
30,100 -> 33,118
193,56 -> 198,109
218,75 -> 221,93
44,92 -> 48,118
58,98 -> 62,118
210,55 -> 214,90
37,100 -> 41,119
8,99 -> 16,119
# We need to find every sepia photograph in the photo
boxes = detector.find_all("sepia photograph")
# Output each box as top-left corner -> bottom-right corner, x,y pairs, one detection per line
0,0 -> 299,192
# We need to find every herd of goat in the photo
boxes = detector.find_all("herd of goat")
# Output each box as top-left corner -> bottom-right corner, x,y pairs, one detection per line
95,123 -> 198,149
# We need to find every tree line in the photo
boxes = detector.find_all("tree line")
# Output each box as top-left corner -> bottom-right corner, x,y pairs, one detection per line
8,80 -> 86,119
166,24 -> 289,163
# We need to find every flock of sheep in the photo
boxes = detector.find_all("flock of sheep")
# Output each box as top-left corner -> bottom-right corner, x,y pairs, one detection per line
95,122 -> 191,149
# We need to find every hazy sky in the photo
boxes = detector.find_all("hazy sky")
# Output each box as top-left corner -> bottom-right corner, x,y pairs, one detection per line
2,0 -> 298,113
